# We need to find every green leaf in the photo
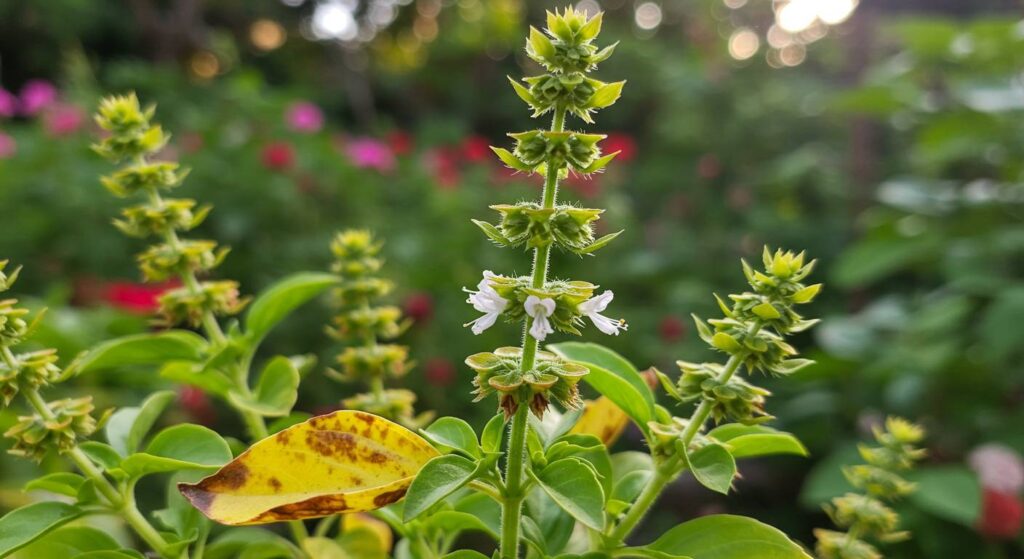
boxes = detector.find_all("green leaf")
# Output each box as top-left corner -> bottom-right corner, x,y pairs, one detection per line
78,442 -> 123,471
159,361 -> 234,397
422,417 -> 482,458
480,413 -> 506,453
105,390 -> 176,456
442,552 -> 490,559
403,454 -> 478,521
612,469 -> 652,503
908,466 -> 982,526
707,425 -> 808,459
74,552 -> 146,559
491,147 -> 535,172
245,272 -> 339,343
549,343 -> 655,434
546,434 -> 614,498
68,331 -> 207,376
226,356 -> 300,417
10,526 -> 121,558
121,424 -> 232,478
0,502 -> 84,557
647,514 -> 812,559
23,473 -> 86,498
533,458 -> 606,531
425,511 -> 498,540
684,443 -> 737,495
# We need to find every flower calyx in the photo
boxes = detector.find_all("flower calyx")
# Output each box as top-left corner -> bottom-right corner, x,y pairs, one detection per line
466,346 -> 587,419
342,388 -> 435,430
328,344 -> 413,384
474,202 -> 622,255
492,130 -> 617,176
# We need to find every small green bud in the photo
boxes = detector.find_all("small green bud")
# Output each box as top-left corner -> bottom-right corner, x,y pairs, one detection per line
0,349 -> 61,407
100,162 -> 188,198
814,529 -> 880,559
137,240 -> 229,281
825,493 -> 900,537
328,305 -> 410,342
157,280 -> 247,327
114,199 -> 210,238
329,344 -> 412,384
5,397 -> 97,461
342,389 -> 433,430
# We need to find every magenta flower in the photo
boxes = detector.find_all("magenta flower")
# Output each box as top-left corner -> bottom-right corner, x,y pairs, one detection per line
285,101 -> 324,133
344,137 -> 396,172
0,89 -> 17,118
43,103 -> 85,136
19,80 -> 57,116
0,132 -> 15,159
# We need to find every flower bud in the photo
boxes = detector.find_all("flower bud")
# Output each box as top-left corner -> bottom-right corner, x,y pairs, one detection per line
157,280 -> 247,326
328,305 -> 410,341
813,529 -> 880,559
330,344 -> 412,383
100,162 -> 188,198
4,397 -> 97,461
0,349 -> 61,407
114,199 -> 210,238
137,240 -> 229,281
342,388 -> 434,430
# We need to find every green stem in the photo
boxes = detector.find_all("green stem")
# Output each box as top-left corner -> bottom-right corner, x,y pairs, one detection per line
499,106 -> 567,559
23,389 -> 179,558
606,323 -> 762,545
499,404 -> 530,559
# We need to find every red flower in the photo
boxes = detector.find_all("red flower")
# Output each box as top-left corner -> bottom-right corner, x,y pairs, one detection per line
403,292 -> 434,323
602,133 -> 637,163
103,279 -> 181,314
978,489 -> 1024,539
179,386 -> 216,426
424,147 -> 461,189
424,358 -> 456,387
261,141 -> 295,171
659,315 -> 686,343
387,131 -> 413,155
461,135 -> 491,163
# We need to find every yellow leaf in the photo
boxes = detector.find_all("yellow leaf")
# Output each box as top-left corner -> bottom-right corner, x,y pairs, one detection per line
343,513 -> 393,552
570,396 -> 629,446
302,537 -> 347,559
178,411 -> 439,525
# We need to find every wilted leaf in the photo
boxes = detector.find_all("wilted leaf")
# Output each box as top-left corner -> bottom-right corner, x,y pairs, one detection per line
179,411 -> 439,525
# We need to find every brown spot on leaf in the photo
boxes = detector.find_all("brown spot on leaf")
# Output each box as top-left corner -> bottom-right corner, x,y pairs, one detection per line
306,430 -> 358,460
251,494 -> 351,523
178,482 -> 215,514
268,477 -> 282,491
373,487 -> 407,507
212,461 -> 250,490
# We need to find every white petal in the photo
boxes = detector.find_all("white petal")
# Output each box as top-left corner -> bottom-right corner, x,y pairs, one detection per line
529,315 -> 553,341
539,297 -> 556,315
524,295 -> 542,317
579,290 -> 614,314
467,311 -> 499,335
589,312 -> 626,336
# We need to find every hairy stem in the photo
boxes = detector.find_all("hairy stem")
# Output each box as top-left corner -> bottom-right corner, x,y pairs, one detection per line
499,106 -> 566,559
606,323 -> 762,544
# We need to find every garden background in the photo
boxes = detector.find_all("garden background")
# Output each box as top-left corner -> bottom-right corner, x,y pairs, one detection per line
1,0 -> 1022,557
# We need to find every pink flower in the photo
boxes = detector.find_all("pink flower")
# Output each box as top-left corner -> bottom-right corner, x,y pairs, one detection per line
43,103 -> 85,136
262,141 -> 295,171
978,489 -> 1023,539
0,89 -> 17,118
179,386 -> 216,426
285,101 -> 324,133
103,279 -> 181,313
19,80 -> 57,116
345,137 -> 396,173
970,444 -> 1024,495
0,132 -> 15,159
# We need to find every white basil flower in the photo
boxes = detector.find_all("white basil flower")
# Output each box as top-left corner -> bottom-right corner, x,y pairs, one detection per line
578,290 -> 626,335
524,295 -> 556,341
464,271 -> 508,335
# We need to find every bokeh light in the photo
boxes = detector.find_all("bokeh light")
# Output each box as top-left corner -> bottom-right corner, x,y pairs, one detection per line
250,19 -> 287,51
634,2 -> 663,31
728,28 -> 760,60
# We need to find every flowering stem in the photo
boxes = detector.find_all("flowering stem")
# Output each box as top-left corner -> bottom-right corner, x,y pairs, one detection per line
21,387 -> 179,559
500,106 -> 567,559
606,322 -> 763,545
